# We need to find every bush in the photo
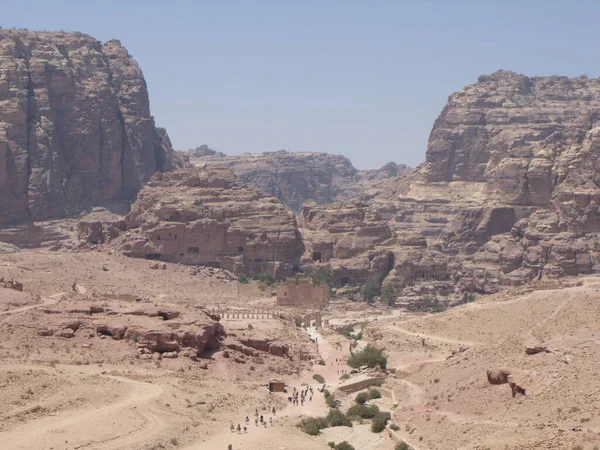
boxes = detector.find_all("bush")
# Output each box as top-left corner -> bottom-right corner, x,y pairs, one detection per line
238,273 -> 249,284
337,325 -> 355,339
362,279 -> 380,303
251,271 -> 274,285
380,282 -> 397,307
390,423 -> 400,431
346,403 -> 379,420
368,389 -> 381,399
355,392 -> 368,404
328,443 -> 336,449
318,359 -> 326,366
340,373 -> 350,381
348,345 -> 387,369
313,374 -> 325,384
327,408 -> 352,427
298,416 -> 328,435
335,442 -> 355,450
395,442 -> 411,450
371,411 -> 391,433
312,266 -> 333,287
324,390 -> 339,408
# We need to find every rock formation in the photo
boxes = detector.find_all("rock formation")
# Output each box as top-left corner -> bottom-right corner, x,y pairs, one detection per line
298,71 -> 600,304
189,149 -> 409,211
115,166 -> 304,277
0,29 -> 182,225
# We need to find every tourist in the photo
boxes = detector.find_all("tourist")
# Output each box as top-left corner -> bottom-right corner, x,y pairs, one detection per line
272,406 -> 276,415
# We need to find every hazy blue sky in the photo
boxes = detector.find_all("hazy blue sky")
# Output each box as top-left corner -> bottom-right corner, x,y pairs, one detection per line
3,1 -> 599,168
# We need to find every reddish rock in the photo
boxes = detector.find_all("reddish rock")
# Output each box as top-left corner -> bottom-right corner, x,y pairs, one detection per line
0,30 -> 184,225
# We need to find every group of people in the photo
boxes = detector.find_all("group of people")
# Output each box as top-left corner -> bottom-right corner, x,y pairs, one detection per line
229,407 -> 277,434
287,385 -> 313,406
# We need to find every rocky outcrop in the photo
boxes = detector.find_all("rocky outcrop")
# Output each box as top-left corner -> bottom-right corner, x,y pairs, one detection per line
190,150 -> 362,211
0,30 -> 182,226
189,150 -> 410,211
299,200 -> 395,287
314,72 -> 600,303
422,71 -> 600,203
115,166 -> 304,276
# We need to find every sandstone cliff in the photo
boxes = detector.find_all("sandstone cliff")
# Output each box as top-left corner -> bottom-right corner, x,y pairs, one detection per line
0,30 -> 182,225
189,150 -> 409,210
116,166 -> 304,277
299,72 -> 600,304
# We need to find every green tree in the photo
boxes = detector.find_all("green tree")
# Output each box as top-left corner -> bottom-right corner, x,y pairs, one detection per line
312,266 -> 333,287
380,282 -> 397,307
348,345 -> 387,369
362,279 -> 380,303
238,273 -> 249,284
327,409 -> 352,427
355,392 -> 368,404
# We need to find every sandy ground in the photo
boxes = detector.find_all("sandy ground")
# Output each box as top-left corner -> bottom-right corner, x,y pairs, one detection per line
2,248 -> 600,449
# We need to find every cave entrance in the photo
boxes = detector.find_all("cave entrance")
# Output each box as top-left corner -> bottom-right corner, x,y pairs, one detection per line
341,277 -> 350,287
312,251 -> 322,262
145,254 -> 162,260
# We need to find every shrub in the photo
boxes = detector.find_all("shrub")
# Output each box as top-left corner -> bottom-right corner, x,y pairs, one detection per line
337,325 -> 355,339
362,279 -> 380,303
346,403 -> 379,420
340,373 -> 350,381
371,411 -> 391,433
335,442 -> 355,450
327,408 -> 352,427
238,273 -> 249,284
313,374 -> 325,384
318,359 -> 326,366
395,442 -> 411,450
298,416 -> 328,435
381,282 -> 397,306
251,271 -> 274,285
390,423 -> 400,431
368,389 -> 382,399
324,390 -> 339,408
348,345 -> 387,369
328,443 -> 336,449
312,266 -> 333,287
355,392 -> 368,404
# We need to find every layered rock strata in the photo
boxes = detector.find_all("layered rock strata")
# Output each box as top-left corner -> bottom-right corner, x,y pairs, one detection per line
0,30 -> 182,225
115,166 -> 304,277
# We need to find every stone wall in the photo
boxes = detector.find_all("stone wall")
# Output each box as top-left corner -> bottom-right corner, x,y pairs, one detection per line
276,278 -> 329,309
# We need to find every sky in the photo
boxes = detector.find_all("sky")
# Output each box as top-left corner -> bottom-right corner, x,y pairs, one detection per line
3,1 -> 600,169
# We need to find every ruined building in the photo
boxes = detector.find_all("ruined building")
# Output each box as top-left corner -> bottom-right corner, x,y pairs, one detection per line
276,278 -> 329,309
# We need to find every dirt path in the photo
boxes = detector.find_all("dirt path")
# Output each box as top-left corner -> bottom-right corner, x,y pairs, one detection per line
184,327 -> 350,450
0,291 -> 66,316
0,365 -> 165,450
384,325 -> 479,347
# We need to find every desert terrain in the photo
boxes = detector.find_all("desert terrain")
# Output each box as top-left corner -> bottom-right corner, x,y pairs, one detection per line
1,248 -> 599,450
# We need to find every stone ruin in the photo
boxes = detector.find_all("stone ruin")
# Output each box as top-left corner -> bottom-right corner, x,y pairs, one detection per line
276,278 -> 329,309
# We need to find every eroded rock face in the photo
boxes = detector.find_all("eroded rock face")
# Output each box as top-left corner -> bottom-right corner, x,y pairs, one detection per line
299,200 -> 394,287
422,71 -> 600,205
0,30 -> 182,225
189,150 -> 410,211
190,150 -> 361,211
116,166 -> 304,276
